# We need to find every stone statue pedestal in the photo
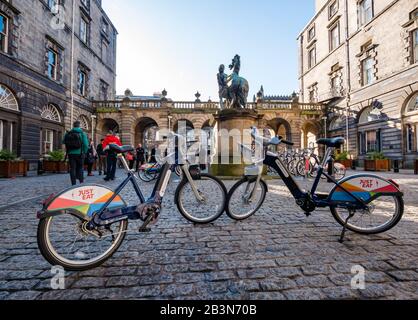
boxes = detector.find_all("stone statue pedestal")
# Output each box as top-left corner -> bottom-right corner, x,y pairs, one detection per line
211,109 -> 263,177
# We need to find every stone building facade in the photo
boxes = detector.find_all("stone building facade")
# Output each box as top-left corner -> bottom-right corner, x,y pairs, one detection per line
298,0 -> 418,168
93,90 -> 325,157
0,0 -> 117,169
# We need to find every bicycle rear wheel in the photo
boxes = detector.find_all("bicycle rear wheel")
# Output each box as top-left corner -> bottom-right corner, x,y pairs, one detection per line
331,195 -> 404,234
37,214 -> 128,271
226,177 -> 267,220
175,174 -> 227,224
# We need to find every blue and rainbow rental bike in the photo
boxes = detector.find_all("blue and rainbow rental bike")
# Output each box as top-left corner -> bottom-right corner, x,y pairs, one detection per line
37,142 -> 227,271
226,127 -> 404,242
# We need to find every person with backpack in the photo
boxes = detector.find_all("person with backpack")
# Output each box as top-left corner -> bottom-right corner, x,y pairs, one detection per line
102,130 -> 122,181
63,121 -> 89,186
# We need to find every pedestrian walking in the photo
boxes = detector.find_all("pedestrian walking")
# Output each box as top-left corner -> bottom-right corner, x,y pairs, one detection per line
63,121 -> 89,186
135,143 -> 146,172
85,139 -> 97,176
126,150 -> 135,170
102,131 -> 122,181
96,139 -> 107,176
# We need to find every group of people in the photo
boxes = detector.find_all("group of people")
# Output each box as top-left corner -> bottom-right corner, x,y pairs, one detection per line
63,121 -> 157,186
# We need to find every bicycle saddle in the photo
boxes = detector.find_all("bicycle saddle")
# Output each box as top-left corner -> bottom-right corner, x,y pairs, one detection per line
108,144 -> 135,154
317,137 -> 345,148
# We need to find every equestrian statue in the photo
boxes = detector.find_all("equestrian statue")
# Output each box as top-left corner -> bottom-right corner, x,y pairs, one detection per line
217,55 -> 249,109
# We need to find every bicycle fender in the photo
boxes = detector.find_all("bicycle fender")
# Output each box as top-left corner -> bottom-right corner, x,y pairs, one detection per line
37,184 -> 127,220
328,174 -> 403,204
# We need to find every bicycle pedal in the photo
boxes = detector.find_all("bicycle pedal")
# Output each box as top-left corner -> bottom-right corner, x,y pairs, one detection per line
139,228 -> 152,233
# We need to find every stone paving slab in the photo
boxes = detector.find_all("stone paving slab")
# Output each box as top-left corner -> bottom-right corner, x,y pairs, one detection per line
0,170 -> 417,300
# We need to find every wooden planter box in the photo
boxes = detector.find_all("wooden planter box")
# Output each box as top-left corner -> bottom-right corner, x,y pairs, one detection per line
364,159 -> 391,172
43,161 -> 69,174
0,160 -> 28,178
336,160 -> 353,168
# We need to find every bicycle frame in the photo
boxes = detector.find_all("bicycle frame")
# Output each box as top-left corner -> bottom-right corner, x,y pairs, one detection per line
248,147 -> 370,211
38,152 -> 203,227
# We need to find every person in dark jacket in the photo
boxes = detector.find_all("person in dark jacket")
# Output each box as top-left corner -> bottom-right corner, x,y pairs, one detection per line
63,121 -> 89,186
102,131 -> 122,181
85,139 -> 97,176
149,145 -> 157,163
135,144 -> 146,172
96,139 -> 107,176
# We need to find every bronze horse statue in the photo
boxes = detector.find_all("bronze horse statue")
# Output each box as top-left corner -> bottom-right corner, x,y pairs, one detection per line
217,55 -> 249,109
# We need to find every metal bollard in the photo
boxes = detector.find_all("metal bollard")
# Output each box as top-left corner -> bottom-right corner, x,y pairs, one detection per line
393,160 -> 400,173
351,160 -> 357,171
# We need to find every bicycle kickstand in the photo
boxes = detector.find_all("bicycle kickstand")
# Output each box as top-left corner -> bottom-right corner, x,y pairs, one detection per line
339,210 -> 355,243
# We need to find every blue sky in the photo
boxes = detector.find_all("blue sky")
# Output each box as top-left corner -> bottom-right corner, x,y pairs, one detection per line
102,0 -> 315,101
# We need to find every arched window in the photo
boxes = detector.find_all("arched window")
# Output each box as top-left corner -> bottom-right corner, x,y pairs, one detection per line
406,124 -> 416,153
406,93 -> 418,113
41,104 -> 61,123
0,84 -> 19,111
78,115 -> 90,131
329,116 -> 345,131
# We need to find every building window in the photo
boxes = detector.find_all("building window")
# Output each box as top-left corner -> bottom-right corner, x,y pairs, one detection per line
0,84 -> 19,111
80,16 -> 89,44
308,25 -> 315,42
81,0 -> 90,9
308,47 -> 316,69
406,93 -> 418,113
359,0 -> 374,27
41,104 -> 61,123
43,129 -> 54,154
47,0 -> 59,10
102,19 -> 109,35
78,70 -> 87,96
100,80 -> 109,100
0,13 -> 8,54
101,39 -> 108,64
329,1 -> 338,19
413,29 -> 418,64
47,49 -> 58,80
308,84 -> 317,103
362,57 -> 374,86
406,124 -> 416,153
329,23 -> 340,51
359,130 -> 381,154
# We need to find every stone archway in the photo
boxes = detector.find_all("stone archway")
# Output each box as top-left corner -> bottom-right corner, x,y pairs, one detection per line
301,121 -> 321,150
134,117 -> 159,151
267,118 -> 292,141
98,118 -> 120,139
174,119 -> 195,142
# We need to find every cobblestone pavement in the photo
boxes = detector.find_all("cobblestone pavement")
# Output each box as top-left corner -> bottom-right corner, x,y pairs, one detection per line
0,170 -> 417,300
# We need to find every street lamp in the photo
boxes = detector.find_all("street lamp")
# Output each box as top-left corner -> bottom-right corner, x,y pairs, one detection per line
168,115 -> 173,132
322,116 -> 328,139
91,115 -> 97,144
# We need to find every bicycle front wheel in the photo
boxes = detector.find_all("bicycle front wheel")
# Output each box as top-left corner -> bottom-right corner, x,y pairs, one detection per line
176,174 -> 227,224
331,195 -> 404,234
37,213 -> 128,271
226,177 -> 267,220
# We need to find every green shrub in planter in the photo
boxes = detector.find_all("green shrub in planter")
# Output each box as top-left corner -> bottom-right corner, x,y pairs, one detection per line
47,150 -> 66,162
0,150 -> 17,161
367,152 -> 387,160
